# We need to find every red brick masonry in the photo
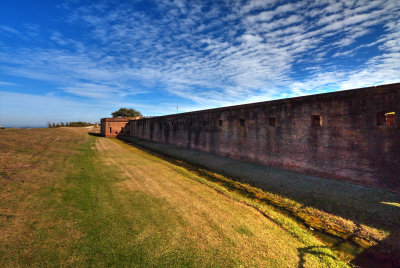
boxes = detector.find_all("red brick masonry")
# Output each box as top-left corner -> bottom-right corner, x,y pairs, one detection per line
100,117 -> 141,137
103,83 -> 400,192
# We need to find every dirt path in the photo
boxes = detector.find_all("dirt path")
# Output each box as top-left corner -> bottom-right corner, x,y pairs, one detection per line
95,137 -> 346,267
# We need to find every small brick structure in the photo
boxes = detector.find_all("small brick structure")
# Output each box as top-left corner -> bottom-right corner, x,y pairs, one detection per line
100,117 -> 141,137
101,83 -> 400,191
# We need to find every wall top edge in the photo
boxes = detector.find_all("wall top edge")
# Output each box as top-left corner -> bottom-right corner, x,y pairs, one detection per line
101,117 -> 142,122
130,83 -> 400,121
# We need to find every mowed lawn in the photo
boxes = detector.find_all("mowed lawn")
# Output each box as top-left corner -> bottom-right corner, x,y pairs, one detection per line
0,128 -> 347,267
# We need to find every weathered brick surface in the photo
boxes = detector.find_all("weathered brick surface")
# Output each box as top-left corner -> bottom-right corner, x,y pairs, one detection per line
100,117 -> 140,137
128,84 -> 399,191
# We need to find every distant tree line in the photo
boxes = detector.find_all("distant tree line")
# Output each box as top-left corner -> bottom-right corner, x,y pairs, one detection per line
47,121 -> 99,128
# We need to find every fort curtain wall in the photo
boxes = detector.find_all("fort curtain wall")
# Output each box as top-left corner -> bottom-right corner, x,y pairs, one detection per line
103,83 -> 400,191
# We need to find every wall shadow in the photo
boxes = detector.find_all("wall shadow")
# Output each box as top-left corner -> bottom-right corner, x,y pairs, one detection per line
88,132 -> 102,137
352,232 -> 400,267
117,136 -> 400,267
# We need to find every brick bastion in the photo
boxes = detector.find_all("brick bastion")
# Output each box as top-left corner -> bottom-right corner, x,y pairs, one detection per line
100,116 -> 141,137
101,83 -> 400,191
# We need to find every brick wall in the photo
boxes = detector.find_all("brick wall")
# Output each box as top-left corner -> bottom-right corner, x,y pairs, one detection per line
100,117 -> 140,137
128,83 -> 400,191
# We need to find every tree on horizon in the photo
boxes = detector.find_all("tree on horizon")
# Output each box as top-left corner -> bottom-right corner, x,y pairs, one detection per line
111,108 -> 142,118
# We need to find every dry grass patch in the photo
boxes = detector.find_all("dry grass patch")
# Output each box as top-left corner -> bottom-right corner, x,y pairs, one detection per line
0,128 -> 91,266
0,128 -> 347,267
101,138 -> 347,267
120,136 -> 400,266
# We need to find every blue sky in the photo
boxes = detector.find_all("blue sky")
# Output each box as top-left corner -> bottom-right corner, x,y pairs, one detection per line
0,0 -> 399,127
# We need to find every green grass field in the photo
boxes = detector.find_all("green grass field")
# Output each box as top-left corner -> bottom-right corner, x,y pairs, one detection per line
0,127 -> 397,267
121,136 -> 400,267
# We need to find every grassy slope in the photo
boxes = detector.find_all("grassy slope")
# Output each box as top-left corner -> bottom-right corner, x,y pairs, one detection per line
0,128 -> 346,267
121,136 -> 400,266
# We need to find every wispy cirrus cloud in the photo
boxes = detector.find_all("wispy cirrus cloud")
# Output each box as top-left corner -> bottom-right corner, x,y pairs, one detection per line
1,0 -> 399,117
0,90 -> 179,127
0,81 -> 18,86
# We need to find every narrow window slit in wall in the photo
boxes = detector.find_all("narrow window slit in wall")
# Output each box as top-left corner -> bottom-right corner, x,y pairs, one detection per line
269,117 -> 276,126
377,111 -> 395,126
240,119 -> 245,127
311,115 -> 322,126
219,120 -> 223,127
109,127 -> 112,133
203,120 -> 207,126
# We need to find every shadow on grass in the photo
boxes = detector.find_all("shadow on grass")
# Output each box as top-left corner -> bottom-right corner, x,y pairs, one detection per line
112,135 -> 400,267
88,132 -> 102,137
297,246 -> 339,268
351,232 -> 400,267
